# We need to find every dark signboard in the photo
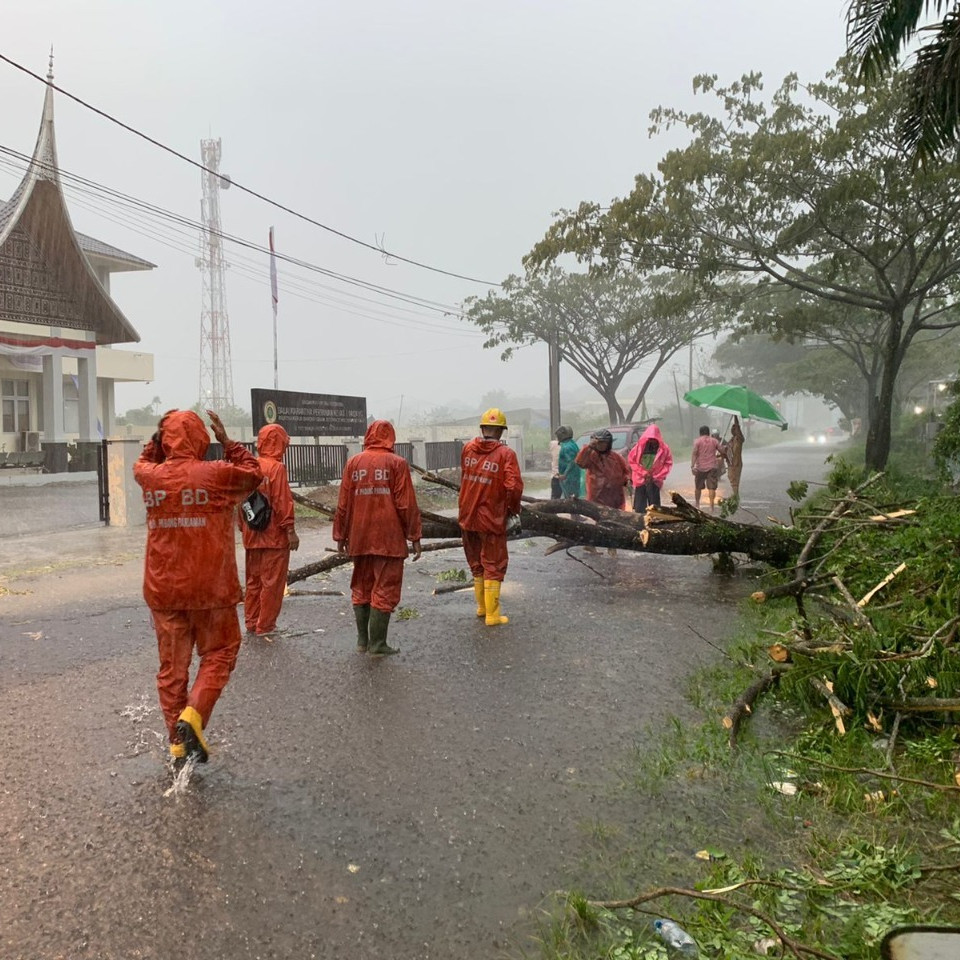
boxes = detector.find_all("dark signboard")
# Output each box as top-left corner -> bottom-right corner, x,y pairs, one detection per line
251,388 -> 367,437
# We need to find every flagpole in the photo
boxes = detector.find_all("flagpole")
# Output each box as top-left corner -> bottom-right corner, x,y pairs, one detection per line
269,226 -> 279,389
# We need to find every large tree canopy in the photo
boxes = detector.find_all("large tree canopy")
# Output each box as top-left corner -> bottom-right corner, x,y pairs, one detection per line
526,61 -> 960,469
464,268 -> 727,424
847,0 -> 960,159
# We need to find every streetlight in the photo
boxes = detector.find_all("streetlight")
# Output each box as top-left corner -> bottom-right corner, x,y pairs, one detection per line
914,404 -> 924,416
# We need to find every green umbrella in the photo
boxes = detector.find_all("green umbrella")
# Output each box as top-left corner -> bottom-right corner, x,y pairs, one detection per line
683,384 -> 788,430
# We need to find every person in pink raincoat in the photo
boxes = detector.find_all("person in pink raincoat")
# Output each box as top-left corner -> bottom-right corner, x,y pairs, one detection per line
627,423 -> 673,517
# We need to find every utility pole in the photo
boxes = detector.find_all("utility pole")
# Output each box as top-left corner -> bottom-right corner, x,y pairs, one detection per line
197,138 -> 235,410
548,332 -> 561,433
672,367 -> 685,436
269,226 -> 279,390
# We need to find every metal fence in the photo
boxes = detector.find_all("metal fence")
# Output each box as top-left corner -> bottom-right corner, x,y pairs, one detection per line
394,442 -> 414,464
204,442 -> 349,486
285,443 -> 349,485
425,440 -> 462,471
96,440 -> 109,524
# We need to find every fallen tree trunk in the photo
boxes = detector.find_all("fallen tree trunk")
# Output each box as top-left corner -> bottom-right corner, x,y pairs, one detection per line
294,484 -> 800,566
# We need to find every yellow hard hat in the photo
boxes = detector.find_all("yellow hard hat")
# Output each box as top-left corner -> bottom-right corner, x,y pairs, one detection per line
480,407 -> 507,429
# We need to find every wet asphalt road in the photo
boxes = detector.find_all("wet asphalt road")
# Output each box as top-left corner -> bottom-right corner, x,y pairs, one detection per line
0,441 -> 836,960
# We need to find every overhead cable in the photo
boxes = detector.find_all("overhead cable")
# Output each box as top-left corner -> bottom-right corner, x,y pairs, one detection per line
0,51 -> 502,287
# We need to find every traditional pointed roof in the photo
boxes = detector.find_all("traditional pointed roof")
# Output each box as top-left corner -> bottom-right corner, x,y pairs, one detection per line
0,59 -> 150,344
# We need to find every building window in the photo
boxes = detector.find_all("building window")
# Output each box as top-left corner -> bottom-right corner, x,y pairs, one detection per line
63,376 -> 79,434
1,379 -> 30,433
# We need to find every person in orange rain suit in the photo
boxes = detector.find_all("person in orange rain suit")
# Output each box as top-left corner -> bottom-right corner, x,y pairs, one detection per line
134,409 -> 262,767
458,408 -> 524,626
575,428 -> 631,555
241,424 -> 300,641
334,420 -> 422,657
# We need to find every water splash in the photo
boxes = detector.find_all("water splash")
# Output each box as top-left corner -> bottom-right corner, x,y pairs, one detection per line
163,755 -> 199,798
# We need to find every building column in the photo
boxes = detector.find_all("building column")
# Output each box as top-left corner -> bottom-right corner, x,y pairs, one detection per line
41,353 -> 65,442
100,380 -> 116,438
78,353 -> 99,441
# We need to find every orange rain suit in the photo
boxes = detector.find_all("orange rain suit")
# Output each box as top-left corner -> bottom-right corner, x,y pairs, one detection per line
241,424 -> 296,635
458,436 -> 523,581
134,411 -> 262,744
333,421 -> 422,612
575,445 -> 631,509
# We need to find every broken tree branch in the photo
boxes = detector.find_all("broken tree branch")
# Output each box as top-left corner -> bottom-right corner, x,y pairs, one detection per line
830,575 -> 876,632
582,885 -> 841,960
287,539 -> 463,585
770,751 -> 960,792
751,574 -> 833,603
858,562 -> 907,608
811,677 -> 851,734
724,668 -> 789,749
796,473 -> 884,578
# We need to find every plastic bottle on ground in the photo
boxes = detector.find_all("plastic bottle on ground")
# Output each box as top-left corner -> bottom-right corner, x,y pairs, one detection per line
653,918 -> 699,957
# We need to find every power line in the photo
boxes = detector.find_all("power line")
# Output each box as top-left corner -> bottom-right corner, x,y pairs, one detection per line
0,149 -> 488,339
0,143 -> 478,321
0,51 -> 502,287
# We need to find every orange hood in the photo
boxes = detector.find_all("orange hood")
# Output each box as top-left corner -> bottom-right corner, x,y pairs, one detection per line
257,423 -> 290,459
363,420 -> 396,451
160,410 -> 210,460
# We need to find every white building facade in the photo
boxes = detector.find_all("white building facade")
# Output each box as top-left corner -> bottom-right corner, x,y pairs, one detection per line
0,61 -> 154,468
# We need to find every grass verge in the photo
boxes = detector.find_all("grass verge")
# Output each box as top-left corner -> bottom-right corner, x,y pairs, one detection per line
530,461 -> 960,960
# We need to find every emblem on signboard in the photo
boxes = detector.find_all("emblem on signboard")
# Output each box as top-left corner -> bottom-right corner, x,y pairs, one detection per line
263,399 -> 278,424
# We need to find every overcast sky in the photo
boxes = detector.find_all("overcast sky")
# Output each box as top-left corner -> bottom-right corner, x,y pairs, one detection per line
2,1 -> 846,425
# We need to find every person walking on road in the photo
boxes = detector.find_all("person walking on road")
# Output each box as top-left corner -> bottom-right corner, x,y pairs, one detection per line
627,423 -> 673,518
458,408 -> 524,626
241,424 -> 299,641
134,409 -> 262,767
334,420 -> 422,656
575,428 -> 631,554
691,424 -> 723,512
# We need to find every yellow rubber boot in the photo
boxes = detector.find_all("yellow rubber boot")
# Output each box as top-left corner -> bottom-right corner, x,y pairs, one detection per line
473,576 -> 486,618
176,705 -> 210,763
484,579 -> 509,626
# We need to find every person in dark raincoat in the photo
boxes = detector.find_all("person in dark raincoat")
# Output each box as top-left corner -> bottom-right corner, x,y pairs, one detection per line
334,420 -> 422,656
241,423 -> 299,641
134,409 -> 262,766
575,428 -> 630,555
458,408 -> 524,625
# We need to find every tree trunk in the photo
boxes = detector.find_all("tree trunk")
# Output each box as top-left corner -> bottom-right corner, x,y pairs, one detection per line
291,488 -> 801,571
603,389 -> 625,424
865,331 -> 900,471
424,495 -> 798,566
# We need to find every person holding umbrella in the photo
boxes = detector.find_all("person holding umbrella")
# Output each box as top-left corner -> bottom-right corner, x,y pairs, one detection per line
726,415 -> 745,496
683,385 -> 786,504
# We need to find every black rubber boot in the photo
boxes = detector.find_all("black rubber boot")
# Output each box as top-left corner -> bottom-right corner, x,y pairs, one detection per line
354,603 -> 371,652
368,608 -> 398,657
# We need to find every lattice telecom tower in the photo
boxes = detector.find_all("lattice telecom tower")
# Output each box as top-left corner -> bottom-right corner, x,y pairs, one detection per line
196,138 -> 235,410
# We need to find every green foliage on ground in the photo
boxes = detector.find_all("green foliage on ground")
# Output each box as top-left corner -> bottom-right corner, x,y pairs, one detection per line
535,459 -> 960,960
